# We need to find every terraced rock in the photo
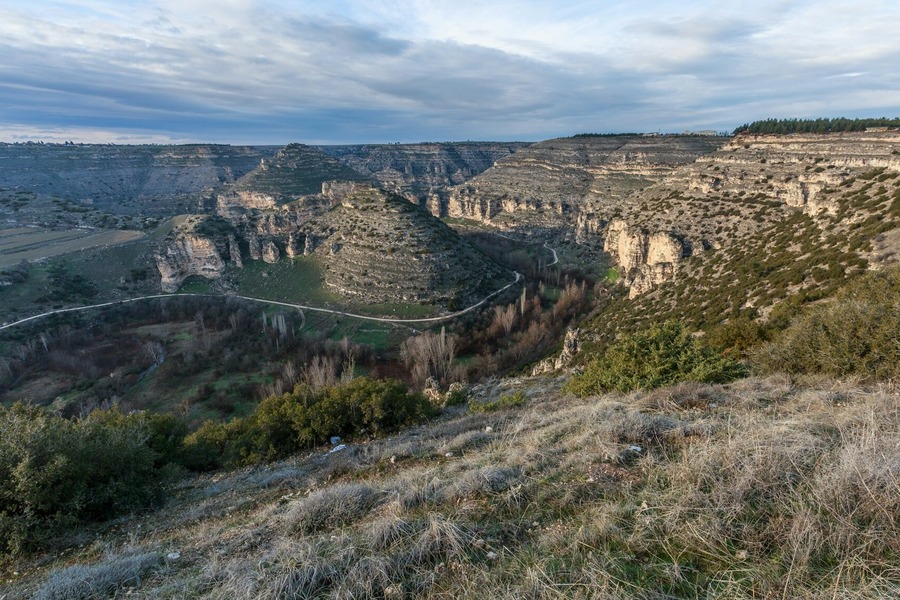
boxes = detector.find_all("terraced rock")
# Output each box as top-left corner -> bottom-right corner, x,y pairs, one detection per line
219,144 -> 369,211
301,186 -> 511,307
0,143 -> 277,216
443,135 -> 724,229
317,142 -> 527,212
577,132 -> 900,340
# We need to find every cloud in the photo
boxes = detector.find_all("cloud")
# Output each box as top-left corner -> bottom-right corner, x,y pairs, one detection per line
0,0 -> 898,143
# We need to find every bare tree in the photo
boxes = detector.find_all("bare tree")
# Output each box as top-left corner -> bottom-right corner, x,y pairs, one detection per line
341,347 -> 358,384
143,341 -> 166,366
492,304 -> 517,335
281,361 -> 299,387
304,355 -> 338,391
400,326 -> 457,386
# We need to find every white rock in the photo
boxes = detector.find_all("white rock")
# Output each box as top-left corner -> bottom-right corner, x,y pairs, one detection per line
166,552 -> 181,560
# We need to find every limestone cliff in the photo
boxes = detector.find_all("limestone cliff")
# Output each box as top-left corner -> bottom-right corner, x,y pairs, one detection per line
155,228 -> 226,292
603,220 -> 685,297
0,143 -> 277,217
317,143 -> 527,210
443,135 -> 723,228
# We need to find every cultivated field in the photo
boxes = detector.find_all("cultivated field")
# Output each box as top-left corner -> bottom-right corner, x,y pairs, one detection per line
0,227 -> 145,268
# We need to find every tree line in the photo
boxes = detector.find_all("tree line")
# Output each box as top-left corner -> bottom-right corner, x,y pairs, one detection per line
734,117 -> 900,135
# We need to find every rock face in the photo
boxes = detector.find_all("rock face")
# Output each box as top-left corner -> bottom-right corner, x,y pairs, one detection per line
532,328 -> 580,375
442,135 -> 723,228
603,221 -> 685,297
317,143 -> 527,211
0,143 -> 277,216
598,131 -> 900,297
155,226 -> 227,292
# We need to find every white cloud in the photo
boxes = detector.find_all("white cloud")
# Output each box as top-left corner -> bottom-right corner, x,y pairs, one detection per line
0,0 -> 898,143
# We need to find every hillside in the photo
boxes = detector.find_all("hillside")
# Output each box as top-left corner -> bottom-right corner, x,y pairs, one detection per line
583,132 -> 900,338
5,375 -> 898,599
0,143 -> 277,216
218,144 -> 370,212
301,186 -> 512,307
443,135 -> 724,229
318,142 -> 528,212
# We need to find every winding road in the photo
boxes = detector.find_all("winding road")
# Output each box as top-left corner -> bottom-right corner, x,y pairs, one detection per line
0,272 -> 523,332
0,234 -> 558,333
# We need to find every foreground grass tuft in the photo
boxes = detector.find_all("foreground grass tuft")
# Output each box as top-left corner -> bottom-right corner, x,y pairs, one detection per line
33,553 -> 160,600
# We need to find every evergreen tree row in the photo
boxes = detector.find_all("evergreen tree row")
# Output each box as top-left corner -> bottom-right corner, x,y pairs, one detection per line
734,117 -> 900,135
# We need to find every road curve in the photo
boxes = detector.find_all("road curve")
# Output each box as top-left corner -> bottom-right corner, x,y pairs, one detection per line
0,272 -> 523,332
543,242 -> 559,267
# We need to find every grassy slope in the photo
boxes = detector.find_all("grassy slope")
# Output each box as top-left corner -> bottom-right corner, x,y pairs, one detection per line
6,375 -> 899,598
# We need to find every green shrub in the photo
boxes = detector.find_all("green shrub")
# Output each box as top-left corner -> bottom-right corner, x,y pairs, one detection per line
444,384 -> 468,407
469,390 -> 527,413
752,267 -> 900,380
707,316 -> 767,355
0,405 -> 170,555
567,321 -> 746,395
185,378 -> 433,469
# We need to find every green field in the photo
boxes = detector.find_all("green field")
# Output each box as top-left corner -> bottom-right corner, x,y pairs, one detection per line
233,257 -> 338,305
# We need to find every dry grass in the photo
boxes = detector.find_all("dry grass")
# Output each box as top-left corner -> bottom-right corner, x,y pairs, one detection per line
5,375 -> 900,598
31,552 -> 160,600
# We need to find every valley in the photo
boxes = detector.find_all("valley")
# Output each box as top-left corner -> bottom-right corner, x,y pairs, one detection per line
1,124 -> 898,599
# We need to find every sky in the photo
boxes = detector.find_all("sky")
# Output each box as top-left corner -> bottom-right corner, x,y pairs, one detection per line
1,0 -> 899,144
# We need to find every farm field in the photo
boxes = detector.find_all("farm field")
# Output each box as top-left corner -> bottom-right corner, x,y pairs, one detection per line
0,227 -> 144,268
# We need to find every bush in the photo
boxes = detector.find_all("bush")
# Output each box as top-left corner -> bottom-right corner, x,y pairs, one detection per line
753,267 -> 900,379
185,378 -> 433,469
469,389 -> 527,413
567,321 -> 747,395
0,405 -> 170,555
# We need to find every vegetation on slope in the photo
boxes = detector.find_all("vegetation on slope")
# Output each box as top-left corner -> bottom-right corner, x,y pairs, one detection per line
184,377 -> 433,470
8,377 -> 900,598
752,265 -> 900,380
567,321 -> 746,395
0,405 -> 175,555
0,376 -> 431,558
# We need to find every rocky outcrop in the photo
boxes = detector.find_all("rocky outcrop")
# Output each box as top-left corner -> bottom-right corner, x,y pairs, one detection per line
262,240 -> 280,264
299,186 -> 511,307
216,191 -> 277,218
155,233 -> 226,292
228,234 -> 243,268
532,328 -> 580,375
603,220 -> 684,297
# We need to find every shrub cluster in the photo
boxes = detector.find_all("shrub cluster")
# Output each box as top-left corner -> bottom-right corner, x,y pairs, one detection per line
469,390 -> 527,413
183,377 -> 433,470
752,266 -> 900,380
0,376 -> 429,556
0,405 -> 175,555
566,321 -> 746,395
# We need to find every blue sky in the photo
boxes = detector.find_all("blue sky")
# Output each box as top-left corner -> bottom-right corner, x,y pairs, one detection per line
1,0 -> 898,144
